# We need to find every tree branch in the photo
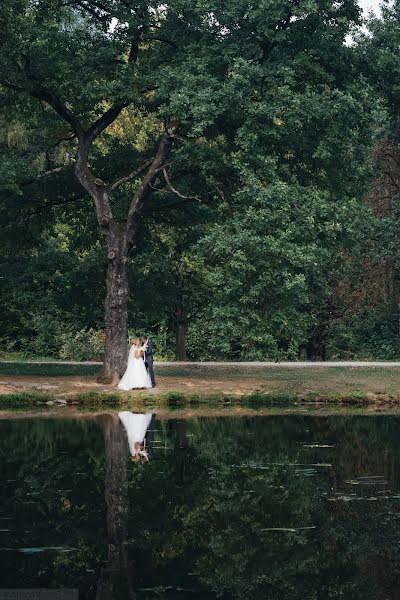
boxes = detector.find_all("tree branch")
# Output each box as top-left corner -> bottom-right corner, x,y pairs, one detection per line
142,35 -> 178,48
72,0 -> 111,21
83,23 -> 142,144
86,101 -> 128,144
124,134 -> 175,250
162,168 -> 202,202
27,166 -> 66,183
168,133 -> 189,144
0,79 -> 26,92
2,58 -> 84,138
109,158 -> 154,191
64,0 -> 111,19
31,87 -> 83,137
0,167 -> 73,204
29,194 -> 86,215
260,1 -> 301,61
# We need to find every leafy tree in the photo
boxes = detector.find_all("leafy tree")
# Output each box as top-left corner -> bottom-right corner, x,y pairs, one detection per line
0,0 -> 225,378
0,0 -> 377,371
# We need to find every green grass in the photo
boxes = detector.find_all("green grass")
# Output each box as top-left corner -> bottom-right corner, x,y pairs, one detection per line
156,364 -> 400,394
0,391 -> 51,407
4,361 -> 400,403
2,360 -> 400,385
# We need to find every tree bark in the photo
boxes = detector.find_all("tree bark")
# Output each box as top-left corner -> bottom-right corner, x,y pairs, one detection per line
74,137 -> 131,382
102,245 -> 129,383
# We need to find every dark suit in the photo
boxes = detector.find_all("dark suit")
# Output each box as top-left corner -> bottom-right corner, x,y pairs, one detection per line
144,339 -> 156,386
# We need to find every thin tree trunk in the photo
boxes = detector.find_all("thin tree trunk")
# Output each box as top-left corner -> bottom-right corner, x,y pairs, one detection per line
175,304 -> 187,361
174,420 -> 189,483
102,246 -> 129,383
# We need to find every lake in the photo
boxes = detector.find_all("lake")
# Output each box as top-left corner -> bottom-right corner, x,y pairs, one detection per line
1,410 -> 400,599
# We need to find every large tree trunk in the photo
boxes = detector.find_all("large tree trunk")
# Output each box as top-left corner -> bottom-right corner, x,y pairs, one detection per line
96,414 -> 136,600
102,245 -> 129,383
73,133 -> 174,383
25,56 -> 176,386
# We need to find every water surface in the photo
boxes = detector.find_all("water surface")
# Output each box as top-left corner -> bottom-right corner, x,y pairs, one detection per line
1,412 -> 400,599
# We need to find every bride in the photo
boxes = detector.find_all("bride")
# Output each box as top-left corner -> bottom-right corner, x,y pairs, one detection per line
118,411 -> 154,462
118,339 -> 152,390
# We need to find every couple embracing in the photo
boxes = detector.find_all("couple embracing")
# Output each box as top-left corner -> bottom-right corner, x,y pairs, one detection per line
118,335 -> 156,391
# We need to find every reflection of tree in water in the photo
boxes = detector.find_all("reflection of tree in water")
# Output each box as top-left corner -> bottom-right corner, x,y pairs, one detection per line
95,414 -> 136,599
2,415 -> 400,599
321,416 -> 400,600
0,418 -> 105,595
128,416 -> 400,600
126,417 -> 320,598
94,415 -> 195,598
94,414 -> 189,599
171,419 -> 189,483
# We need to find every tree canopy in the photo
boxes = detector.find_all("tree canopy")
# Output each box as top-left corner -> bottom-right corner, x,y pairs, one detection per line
1,0 -> 400,361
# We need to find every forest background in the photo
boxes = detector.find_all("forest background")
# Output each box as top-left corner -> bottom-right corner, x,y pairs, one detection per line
2,0 -> 400,366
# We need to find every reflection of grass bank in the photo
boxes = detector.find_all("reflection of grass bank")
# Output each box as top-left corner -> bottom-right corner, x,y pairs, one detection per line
0,390 -> 297,408
74,390 -> 298,407
1,389 -> 399,409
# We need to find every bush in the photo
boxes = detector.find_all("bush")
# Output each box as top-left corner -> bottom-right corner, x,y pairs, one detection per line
28,313 -> 64,357
58,328 -> 105,361
163,390 -> 186,405
326,308 -> 400,360
10,312 -> 106,361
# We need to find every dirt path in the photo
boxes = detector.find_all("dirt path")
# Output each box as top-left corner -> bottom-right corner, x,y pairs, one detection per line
0,374 -> 274,397
3,360 -> 400,367
4,360 -> 400,400
2,369 -> 400,402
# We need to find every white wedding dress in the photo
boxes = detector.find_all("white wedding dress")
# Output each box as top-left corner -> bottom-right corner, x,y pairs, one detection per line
118,411 -> 153,455
118,345 -> 152,390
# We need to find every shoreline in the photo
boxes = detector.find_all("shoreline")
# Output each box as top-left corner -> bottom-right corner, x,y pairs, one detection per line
3,363 -> 400,407
2,389 -> 400,410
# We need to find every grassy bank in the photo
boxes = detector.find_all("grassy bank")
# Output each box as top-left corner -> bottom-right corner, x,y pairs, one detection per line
2,362 -> 400,405
3,360 -> 400,385
0,389 -> 293,408
1,388 -> 399,410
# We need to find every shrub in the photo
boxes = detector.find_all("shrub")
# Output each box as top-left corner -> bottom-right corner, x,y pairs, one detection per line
28,313 -> 64,357
58,328 -> 105,361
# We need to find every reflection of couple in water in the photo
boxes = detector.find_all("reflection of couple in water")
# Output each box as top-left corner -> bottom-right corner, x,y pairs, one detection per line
118,411 -> 155,464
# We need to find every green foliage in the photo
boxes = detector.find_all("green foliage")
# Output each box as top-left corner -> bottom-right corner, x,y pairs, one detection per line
0,391 -> 50,406
58,328 -> 105,361
163,390 -> 186,405
187,185 -> 375,360
0,0 -> 396,362
245,392 -> 296,405
327,308 -> 400,360
74,391 -> 121,404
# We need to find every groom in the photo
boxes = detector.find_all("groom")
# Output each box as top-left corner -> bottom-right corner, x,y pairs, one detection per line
141,335 -> 156,387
